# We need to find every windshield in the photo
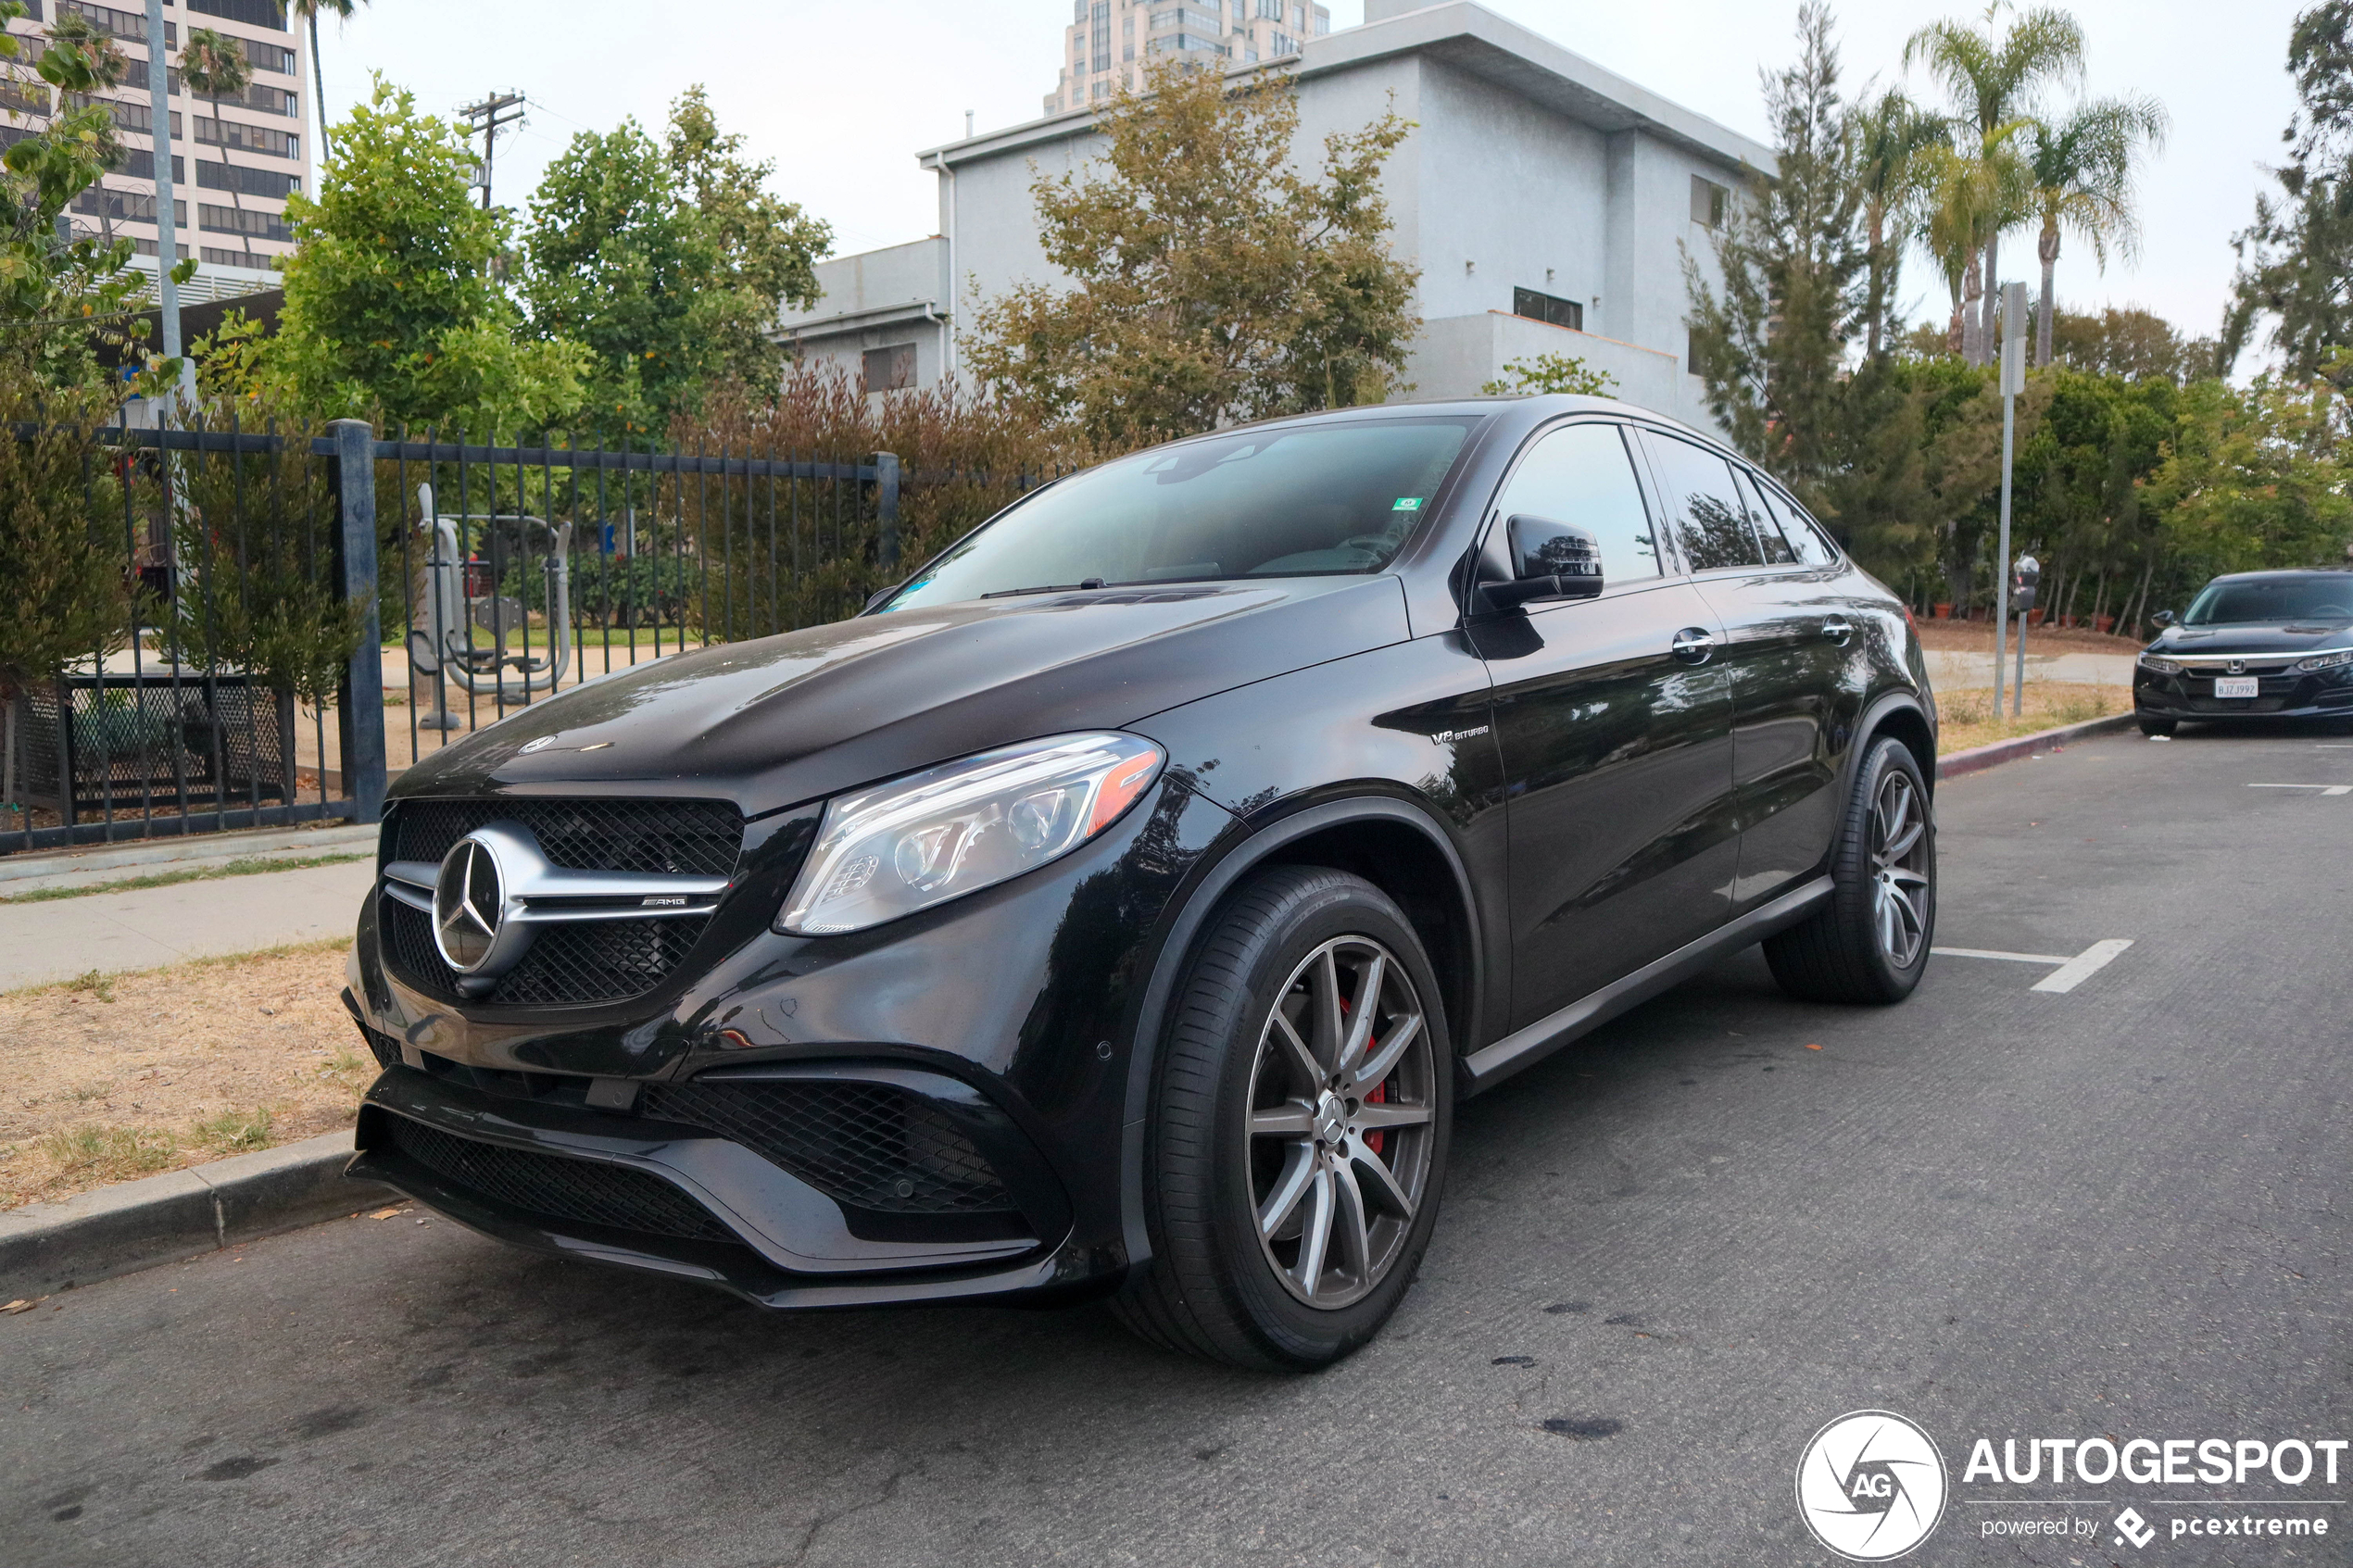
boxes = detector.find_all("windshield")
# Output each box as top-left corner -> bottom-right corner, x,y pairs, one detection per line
883,419 -> 1477,610
2183,576 -> 2353,626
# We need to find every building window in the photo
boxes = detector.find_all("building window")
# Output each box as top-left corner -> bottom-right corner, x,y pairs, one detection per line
201,246 -> 280,269
186,0 -> 290,31
195,117 -> 299,159
55,3 -> 172,46
1513,287 -> 1584,331
198,204 -> 290,242
862,345 -> 916,393
1690,174 -> 1729,230
73,187 -> 186,226
197,160 -> 301,199
1257,0 -> 1280,17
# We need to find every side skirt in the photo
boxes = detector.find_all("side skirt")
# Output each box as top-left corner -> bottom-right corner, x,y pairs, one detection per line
1461,875 -> 1834,1093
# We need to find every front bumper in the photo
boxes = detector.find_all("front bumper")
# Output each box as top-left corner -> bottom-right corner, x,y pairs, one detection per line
2134,667 -> 2353,721
349,1061 -> 1118,1310
344,773 -> 1239,1308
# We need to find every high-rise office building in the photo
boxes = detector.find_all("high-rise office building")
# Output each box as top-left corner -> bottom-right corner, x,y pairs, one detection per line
1045,0 -> 1331,115
2,0 -> 313,302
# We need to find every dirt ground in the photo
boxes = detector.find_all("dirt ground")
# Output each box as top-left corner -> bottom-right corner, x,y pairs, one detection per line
1913,618 -> 2146,657
0,942 -> 368,1211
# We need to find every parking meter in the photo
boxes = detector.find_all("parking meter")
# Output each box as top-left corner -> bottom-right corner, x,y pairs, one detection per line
2011,555 -> 2041,615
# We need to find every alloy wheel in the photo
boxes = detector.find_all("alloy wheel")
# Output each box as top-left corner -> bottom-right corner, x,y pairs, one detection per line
1246,935 -> 1437,1310
1870,770 -> 1932,968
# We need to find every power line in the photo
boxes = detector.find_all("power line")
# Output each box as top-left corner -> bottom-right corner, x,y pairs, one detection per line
456,90 -> 528,210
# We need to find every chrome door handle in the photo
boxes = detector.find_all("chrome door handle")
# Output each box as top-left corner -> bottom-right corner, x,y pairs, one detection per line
1670,627 -> 1716,665
1821,616 -> 1854,644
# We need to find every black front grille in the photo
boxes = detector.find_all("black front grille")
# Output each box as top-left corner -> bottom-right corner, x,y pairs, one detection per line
390,797 -> 744,878
384,1115 -> 741,1246
641,1080 -> 1014,1215
355,1022 -> 402,1071
382,897 -> 712,1008
378,795 -> 741,1008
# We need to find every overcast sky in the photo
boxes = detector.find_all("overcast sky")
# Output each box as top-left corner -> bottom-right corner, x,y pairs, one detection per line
316,0 -> 2309,342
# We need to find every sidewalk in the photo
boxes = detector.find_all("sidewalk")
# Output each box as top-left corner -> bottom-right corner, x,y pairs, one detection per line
0,859 -> 373,991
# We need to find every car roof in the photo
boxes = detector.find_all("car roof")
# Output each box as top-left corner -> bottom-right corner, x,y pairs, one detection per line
1164,394 -> 1730,453
2205,568 -> 2353,583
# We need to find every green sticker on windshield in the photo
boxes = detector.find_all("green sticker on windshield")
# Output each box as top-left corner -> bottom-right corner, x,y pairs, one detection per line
1392,496 -> 1423,511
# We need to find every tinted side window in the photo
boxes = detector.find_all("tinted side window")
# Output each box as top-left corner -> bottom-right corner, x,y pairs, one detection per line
1642,433 -> 1763,571
1490,422 -> 1661,583
1732,469 -> 1798,565
1755,480 -> 1839,566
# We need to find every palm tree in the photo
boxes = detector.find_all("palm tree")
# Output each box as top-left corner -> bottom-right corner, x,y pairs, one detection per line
1917,124 -> 2032,358
2027,94 -> 2167,365
1855,88 -> 1944,358
1905,4 -> 2086,361
290,0 -> 369,165
182,28 -> 252,223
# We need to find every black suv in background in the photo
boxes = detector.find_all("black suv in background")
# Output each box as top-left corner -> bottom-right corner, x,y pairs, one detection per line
2134,569 -> 2353,734
346,395 -> 1938,1371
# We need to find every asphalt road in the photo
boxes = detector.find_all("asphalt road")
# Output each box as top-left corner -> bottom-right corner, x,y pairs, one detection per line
6,726 -> 2349,1567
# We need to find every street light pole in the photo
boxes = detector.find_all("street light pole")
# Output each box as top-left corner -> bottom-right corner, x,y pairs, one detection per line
1994,281 -> 2026,719
143,0 -> 193,409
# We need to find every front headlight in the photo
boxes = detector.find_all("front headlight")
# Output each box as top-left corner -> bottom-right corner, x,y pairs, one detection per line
2294,647 -> 2353,672
2138,654 -> 2183,675
777,733 -> 1165,935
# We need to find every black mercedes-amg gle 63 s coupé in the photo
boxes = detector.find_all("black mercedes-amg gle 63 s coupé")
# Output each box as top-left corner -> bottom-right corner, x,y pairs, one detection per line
344,395 -> 1938,1370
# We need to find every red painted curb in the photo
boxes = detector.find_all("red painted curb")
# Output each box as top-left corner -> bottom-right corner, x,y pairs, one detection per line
1936,711 -> 2139,781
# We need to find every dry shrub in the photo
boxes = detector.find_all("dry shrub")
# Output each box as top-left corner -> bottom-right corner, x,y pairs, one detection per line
670,365 -> 1104,631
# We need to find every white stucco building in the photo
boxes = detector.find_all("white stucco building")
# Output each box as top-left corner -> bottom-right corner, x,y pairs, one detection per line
776,0 -> 1773,430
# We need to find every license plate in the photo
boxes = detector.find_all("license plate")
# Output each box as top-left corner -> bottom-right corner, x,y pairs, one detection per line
2214,676 -> 2259,698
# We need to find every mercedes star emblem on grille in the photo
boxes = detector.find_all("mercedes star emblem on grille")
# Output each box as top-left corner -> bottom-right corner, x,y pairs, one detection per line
433,836 -> 506,972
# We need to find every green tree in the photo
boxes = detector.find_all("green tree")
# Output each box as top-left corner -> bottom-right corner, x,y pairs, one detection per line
271,77 -> 587,432
1480,353 -> 1617,396
2145,377 -> 2351,579
2026,94 -> 2167,365
0,1 -> 185,385
1854,88 -> 1944,358
0,373 -> 133,698
180,28 -> 253,218
1684,2 -> 1866,491
2223,1 -> 2353,384
661,86 -> 829,392
2048,305 -> 2216,383
522,119 -> 711,431
1905,4 -> 2087,359
967,56 -> 1418,446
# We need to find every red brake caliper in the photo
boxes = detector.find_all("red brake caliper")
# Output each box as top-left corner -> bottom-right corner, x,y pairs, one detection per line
1365,1081 -> 1386,1157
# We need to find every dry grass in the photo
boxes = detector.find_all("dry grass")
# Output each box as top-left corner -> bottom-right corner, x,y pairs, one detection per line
1936,683 -> 2131,755
0,940 -> 368,1210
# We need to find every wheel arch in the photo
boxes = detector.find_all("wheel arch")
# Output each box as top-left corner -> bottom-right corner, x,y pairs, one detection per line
1114,792 -> 1486,1278
1855,690 -> 1938,798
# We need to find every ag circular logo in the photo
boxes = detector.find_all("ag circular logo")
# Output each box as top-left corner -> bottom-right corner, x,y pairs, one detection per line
1795,1410 -> 1948,1561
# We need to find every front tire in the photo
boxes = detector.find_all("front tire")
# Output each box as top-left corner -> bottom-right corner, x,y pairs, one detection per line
1113,866 -> 1453,1372
1764,735 -> 1936,1005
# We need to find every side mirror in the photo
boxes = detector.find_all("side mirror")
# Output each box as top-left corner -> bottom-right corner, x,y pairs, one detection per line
2150,608 -> 2175,628
1483,514 -> 1604,611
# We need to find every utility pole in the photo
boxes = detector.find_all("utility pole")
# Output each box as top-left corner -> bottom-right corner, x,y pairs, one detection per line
1994,281 -> 2026,719
457,91 -> 526,211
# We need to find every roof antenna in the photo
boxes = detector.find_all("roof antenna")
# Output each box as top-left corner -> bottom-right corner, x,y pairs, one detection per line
965,109 -> 975,139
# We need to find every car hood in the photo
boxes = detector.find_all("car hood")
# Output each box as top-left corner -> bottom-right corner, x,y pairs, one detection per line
392,576 -> 1410,814
2148,622 -> 2353,657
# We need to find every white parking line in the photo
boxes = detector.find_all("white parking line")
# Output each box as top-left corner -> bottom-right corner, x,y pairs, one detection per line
2248,783 -> 2353,796
1931,939 -> 2136,995
1931,946 -> 2072,964
2031,939 -> 2135,993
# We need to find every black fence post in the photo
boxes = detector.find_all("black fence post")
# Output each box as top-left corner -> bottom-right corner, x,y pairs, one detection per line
331,418 -> 387,824
875,451 -> 901,572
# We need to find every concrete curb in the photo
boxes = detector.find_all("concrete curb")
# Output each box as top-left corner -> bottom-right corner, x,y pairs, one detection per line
0,1130 -> 393,1300
1937,711 -> 2139,781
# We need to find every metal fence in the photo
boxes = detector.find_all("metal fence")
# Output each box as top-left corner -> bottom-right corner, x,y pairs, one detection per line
1,414 -> 1028,859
